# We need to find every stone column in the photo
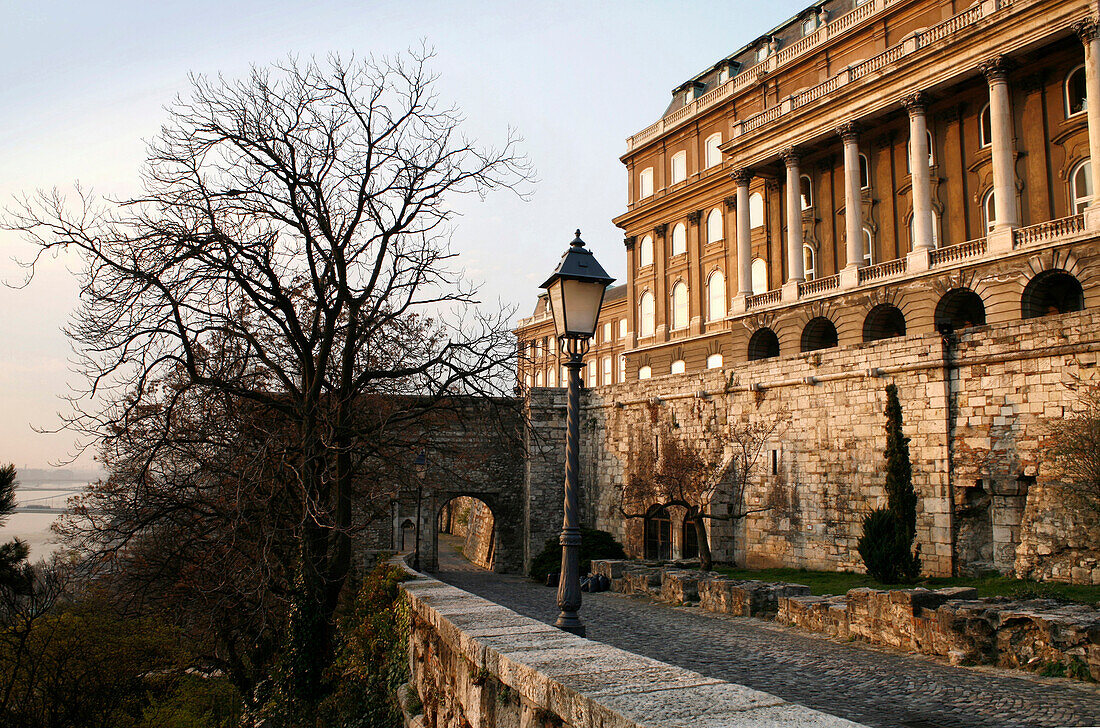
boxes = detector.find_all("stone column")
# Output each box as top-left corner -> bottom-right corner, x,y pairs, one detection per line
624,236 -> 637,348
782,148 -> 805,284
653,223 -> 669,341
731,169 -> 753,312
980,57 -> 1018,231
904,92 -> 935,254
723,195 -> 738,312
687,209 -> 703,334
837,122 -> 864,289
1075,20 -> 1100,217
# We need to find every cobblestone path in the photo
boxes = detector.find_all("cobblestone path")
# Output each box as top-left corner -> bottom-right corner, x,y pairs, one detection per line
432,537 -> 1100,728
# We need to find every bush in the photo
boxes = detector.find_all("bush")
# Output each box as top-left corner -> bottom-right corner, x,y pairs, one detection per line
528,528 -> 626,583
309,560 -> 411,728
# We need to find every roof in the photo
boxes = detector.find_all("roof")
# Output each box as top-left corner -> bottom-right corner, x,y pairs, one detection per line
660,0 -> 851,119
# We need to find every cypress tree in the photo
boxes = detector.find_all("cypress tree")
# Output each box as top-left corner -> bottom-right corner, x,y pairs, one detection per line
858,384 -> 921,583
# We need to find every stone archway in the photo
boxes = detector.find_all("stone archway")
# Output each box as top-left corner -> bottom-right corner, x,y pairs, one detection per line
436,495 -> 496,570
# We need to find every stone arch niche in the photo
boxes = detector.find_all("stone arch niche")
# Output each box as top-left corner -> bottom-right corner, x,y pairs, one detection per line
934,288 -> 986,333
747,327 -> 780,361
1021,269 -> 1084,319
862,303 -> 907,342
800,316 -> 838,353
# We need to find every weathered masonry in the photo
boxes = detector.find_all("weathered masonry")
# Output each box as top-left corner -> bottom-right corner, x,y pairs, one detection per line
514,0 -> 1100,584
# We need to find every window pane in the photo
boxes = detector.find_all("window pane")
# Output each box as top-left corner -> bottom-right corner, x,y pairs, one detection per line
1068,66 -> 1087,116
671,223 -> 687,255
749,193 -> 764,228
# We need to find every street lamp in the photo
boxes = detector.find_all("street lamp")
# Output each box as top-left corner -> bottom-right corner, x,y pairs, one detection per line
413,451 -> 427,571
539,229 -> 614,637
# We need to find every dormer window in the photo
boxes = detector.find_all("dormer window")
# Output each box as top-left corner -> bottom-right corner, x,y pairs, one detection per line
718,66 -> 729,84
801,16 -> 817,36
756,44 -> 769,64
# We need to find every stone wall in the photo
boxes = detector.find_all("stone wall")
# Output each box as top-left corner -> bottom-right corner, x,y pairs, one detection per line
398,559 -> 865,728
539,309 -> 1100,582
460,497 -> 495,569
578,332 -> 955,575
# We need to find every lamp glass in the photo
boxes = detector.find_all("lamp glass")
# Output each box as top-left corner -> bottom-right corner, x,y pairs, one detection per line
562,278 -> 604,337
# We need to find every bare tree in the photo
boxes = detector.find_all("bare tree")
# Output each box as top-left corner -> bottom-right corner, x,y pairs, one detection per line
618,402 -> 787,571
6,50 -> 529,713
1050,383 -> 1100,520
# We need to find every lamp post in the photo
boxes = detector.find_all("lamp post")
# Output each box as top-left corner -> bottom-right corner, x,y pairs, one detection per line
540,230 -> 614,637
413,451 -> 427,571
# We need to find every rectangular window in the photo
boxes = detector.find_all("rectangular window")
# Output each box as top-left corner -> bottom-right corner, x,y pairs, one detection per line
619,318 -> 628,339
602,356 -> 612,386
618,354 -> 626,382
603,322 -> 612,343
587,362 -> 596,387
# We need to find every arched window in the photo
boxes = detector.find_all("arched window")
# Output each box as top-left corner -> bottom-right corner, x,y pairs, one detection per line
748,328 -> 780,360
1072,159 -> 1093,215
935,288 -> 986,332
756,44 -> 769,64
705,133 -> 723,168
639,167 -> 654,199
639,234 -> 654,267
803,245 -> 816,282
602,356 -> 612,386
706,353 -> 724,369
906,130 -> 934,171
749,192 -> 764,228
859,153 -> 870,189
547,366 -> 556,388
707,269 -> 726,321
670,359 -> 686,375
707,208 -> 724,243
682,511 -> 699,560
863,227 -> 874,265
587,360 -> 596,387
979,103 -> 992,148
801,316 -> 838,352
671,281 -> 688,330
638,365 -> 653,380
1066,65 -> 1087,118
1022,270 -> 1085,319
801,16 -> 817,36
639,291 -> 655,337
670,150 -> 687,184
800,174 -> 813,210
535,370 -> 544,387
644,506 -> 672,560
751,257 -> 768,295
863,304 -> 906,342
983,189 -> 996,233
671,222 -> 687,255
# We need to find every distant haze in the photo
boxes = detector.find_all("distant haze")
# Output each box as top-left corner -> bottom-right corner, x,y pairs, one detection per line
0,0 -> 806,469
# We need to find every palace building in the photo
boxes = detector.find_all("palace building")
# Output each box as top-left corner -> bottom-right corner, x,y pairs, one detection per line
509,0 -> 1100,582
517,0 -> 1099,385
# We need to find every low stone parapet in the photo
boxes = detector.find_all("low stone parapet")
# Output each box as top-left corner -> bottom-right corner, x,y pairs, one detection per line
590,560 -> 1100,681
398,559 -> 865,728
779,587 -> 1100,680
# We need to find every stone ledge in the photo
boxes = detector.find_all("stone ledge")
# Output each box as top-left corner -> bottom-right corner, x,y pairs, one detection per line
398,558 -> 866,727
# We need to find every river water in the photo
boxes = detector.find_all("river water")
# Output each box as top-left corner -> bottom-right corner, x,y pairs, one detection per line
0,485 -> 85,561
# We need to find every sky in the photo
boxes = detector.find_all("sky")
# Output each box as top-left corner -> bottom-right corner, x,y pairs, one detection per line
0,0 -> 807,470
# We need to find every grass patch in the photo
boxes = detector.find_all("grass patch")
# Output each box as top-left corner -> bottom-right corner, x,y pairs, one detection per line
713,567 -> 1100,604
